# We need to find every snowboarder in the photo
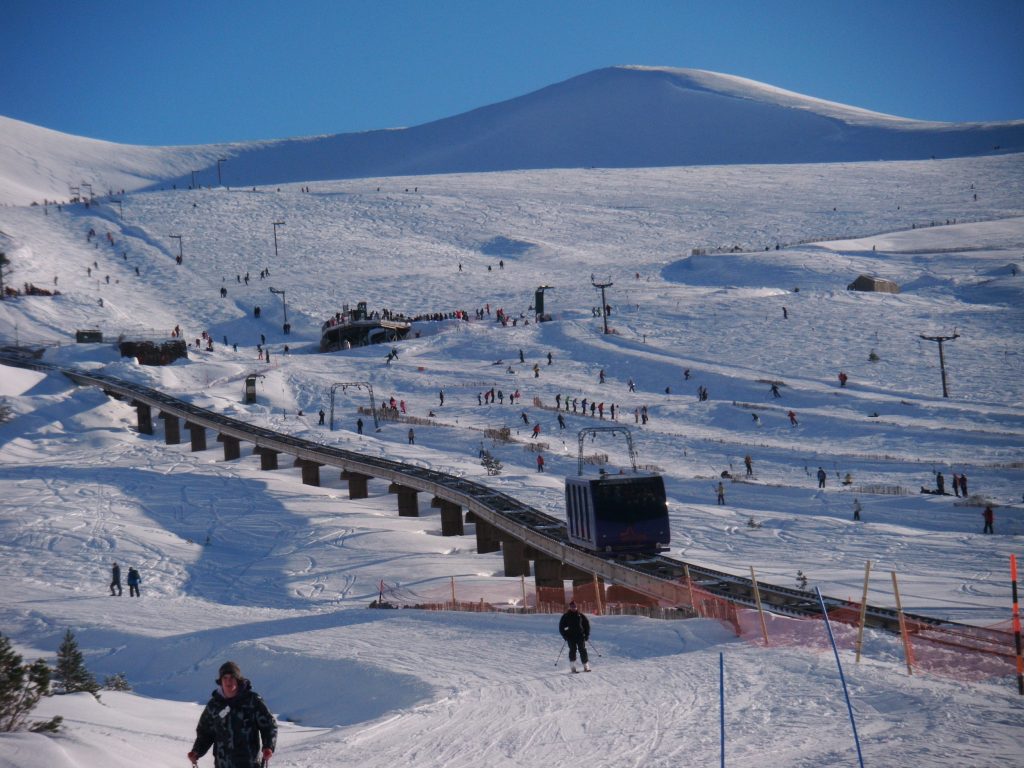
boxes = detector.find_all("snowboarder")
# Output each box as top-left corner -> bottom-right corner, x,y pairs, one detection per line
188,661 -> 276,768
109,562 -> 122,596
983,506 -> 994,534
127,567 -> 141,597
853,498 -> 862,521
558,601 -> 591,673
817,467 -> 827,489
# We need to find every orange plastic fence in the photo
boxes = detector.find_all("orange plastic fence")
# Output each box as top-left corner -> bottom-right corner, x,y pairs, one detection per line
384,574 -> 1017,684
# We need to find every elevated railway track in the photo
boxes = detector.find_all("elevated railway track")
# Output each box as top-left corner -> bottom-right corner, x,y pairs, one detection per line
0,352 -> 996,646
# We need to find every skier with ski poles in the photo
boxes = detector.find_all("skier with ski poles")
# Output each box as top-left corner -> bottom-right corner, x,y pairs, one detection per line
558,601 -> 592,673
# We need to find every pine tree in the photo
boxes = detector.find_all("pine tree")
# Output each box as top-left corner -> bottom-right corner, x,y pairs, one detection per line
103,672 -> 132,691
0,633 -> 62,733
54,630 -> 100,697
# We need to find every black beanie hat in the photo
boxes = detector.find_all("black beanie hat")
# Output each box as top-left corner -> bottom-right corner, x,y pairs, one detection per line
217,661 -> 243,683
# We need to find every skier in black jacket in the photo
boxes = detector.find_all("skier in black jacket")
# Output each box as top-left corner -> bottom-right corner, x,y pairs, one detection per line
188,661 -> 277,767
558,601 -> 591,672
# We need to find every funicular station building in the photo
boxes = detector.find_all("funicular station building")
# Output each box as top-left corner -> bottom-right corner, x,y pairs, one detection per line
320,301 -> 412,352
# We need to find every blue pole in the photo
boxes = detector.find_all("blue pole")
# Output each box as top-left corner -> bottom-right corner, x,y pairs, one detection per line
719,651 -> 725,768
815,587 -> 865,768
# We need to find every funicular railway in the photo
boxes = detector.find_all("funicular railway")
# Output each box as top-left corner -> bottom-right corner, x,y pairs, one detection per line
0,352 -> 990,643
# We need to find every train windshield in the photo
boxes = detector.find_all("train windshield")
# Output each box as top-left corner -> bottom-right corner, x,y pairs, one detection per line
591,476 -> 666,521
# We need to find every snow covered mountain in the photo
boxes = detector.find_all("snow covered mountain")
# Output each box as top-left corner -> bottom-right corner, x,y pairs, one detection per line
3,66 -> 1023,206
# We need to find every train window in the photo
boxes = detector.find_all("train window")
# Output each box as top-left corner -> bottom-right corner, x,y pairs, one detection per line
592,477 -> 666,522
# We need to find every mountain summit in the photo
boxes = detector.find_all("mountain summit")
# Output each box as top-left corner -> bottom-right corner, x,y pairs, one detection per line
2,66 -> 1022,204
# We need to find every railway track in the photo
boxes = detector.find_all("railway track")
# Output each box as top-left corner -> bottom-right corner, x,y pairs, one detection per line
0,351 -> 986,640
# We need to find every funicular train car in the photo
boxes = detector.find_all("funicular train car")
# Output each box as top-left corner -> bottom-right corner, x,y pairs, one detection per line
565,427 -> 670,555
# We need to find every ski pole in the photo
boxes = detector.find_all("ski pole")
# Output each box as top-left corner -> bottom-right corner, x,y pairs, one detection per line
555,640 -> 565,666
588,639 -> 603,658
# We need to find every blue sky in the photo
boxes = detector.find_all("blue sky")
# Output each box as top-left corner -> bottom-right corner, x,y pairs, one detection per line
4,0 -> 1023,146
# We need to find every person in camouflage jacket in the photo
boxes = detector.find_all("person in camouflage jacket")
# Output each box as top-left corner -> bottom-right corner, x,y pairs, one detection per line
188,661 -> 277,767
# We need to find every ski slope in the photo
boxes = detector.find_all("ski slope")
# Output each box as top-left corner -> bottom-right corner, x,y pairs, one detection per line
1,151 -> 1023,766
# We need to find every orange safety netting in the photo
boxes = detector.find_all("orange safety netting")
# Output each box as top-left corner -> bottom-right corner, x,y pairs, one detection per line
382,574 -> 1020,685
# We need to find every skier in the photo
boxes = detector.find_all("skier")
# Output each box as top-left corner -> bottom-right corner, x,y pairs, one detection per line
318,409 -> 325,425
557,413 -> 566,430
744,454 -> 753,477
109,562 -> 122,596
558,601 -> 591,673
838,371 -> 848,387
408,428 -> 415,445
127,567 -> 141,597
771,383 -> 781,398
439,390 -> 444,407
853,498 -> 862,522
952,472 -> 961,497
188,661 -> 276,768
982,506 -> 994,534
936,472 -> 946,495
959,473 -> 968,497
817,467 -> 827,489
356,418 -> 364,435
716,481 -> 726,505
788,410 -> 798,426
536,454 -> 545,473
532,423 -> 541,439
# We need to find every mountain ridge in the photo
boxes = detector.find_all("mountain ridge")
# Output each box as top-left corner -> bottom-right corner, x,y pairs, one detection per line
2,65 -> 1022,205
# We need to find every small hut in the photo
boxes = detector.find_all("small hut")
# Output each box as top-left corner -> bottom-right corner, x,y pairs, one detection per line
847,275 -> 900,293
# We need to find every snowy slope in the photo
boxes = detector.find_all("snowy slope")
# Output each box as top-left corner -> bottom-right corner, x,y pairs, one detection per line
1,111 -> 1023,765
3,66 -> 1023,206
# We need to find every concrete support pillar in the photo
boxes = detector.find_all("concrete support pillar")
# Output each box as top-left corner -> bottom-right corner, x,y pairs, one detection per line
474,519 -> 501,554
389,484 -> 419,517
134,402 -> 153,435
501,538 -> 531,578
299,460 -> 322,486
432,498 -> 464,536
186,422 -> 207,452
342,471 -> 370,499
257,447 -> 279,471
534,557 -> 567,608
161,413 -> 181,445
219,434 -> 241,461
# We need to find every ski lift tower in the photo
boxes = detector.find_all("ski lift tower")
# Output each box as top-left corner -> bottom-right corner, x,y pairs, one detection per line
919,331 -> 959,398
592,276 -> 613,334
